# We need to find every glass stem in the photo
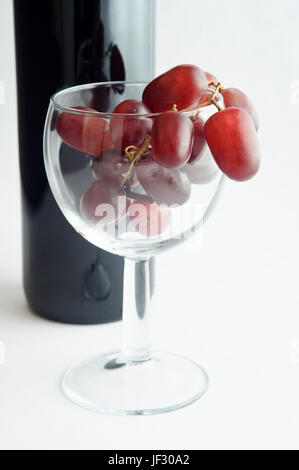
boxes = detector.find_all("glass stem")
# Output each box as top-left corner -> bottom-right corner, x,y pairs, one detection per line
121,258 -> 151,363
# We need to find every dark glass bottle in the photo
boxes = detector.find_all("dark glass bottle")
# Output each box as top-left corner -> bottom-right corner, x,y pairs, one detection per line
14,0 -> 155,324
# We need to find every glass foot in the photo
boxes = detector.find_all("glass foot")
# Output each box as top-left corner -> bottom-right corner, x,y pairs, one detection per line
62,351 -> 209,415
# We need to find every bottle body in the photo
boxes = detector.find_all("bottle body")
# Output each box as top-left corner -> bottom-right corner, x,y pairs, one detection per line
14,0 -> 155,324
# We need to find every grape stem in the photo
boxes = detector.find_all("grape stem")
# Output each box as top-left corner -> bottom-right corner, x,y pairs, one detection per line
210,82 -> 224,111
184,81 -> 224,113
121,135 -> 152,187
208,80 -> 224,92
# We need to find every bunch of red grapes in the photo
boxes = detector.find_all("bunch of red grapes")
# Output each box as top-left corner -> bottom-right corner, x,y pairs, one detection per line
56,64 -> 261,237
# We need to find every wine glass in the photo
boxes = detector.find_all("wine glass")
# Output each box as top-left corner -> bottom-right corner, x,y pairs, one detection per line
43,82 -> 224,415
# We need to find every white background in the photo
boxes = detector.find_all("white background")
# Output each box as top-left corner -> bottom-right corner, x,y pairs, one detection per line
0,0 -> 299,450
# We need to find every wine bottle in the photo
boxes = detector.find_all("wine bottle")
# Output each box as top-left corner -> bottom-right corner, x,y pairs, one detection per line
14,0 -> 156,324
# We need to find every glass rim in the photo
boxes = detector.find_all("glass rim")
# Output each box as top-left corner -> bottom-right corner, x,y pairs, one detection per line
50,81 -> 214,118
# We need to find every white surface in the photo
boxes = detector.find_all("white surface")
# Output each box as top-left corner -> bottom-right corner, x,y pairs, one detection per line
0,0 -> 298,450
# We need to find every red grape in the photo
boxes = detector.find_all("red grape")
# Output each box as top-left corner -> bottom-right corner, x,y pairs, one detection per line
128,201 -> 169,237
198,89 -> 213,105
189,116 -> 207,163
204,108 -> 261,181
205,71 -> 218,84
137,160 -> 191,206
56,107 -> 113,157
142,64 -> 208,112
151,111 -> 194,169
80,180 -> 126,224
222,88 -> 259,131
109,99 -> 152,151
183,150 -> 219,184
91,149 -> 129,185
